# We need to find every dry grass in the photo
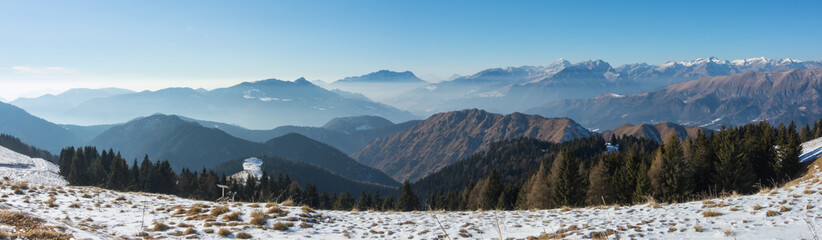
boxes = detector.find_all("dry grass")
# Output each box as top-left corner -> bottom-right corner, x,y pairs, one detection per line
222,212 -> 241,222
753,204 -> 763,211
780,206 -> 791,212
236,232 -> 253,239
273,221 -> 294,231
0,211 -> 73,240
44,196 -> 58,208
211,206 -> 229,216
694,225 -> 703,232
250,209 -> 267,226
183,227 -> 196,235
766,210 -> 779,217
281,198 -> 295,206
702,209 -> 722,217
11,181 -> 29,190
301,205 -> 316,214
152,222 -> 170,231
217,228 -> 232,237
203,228 -> 214,234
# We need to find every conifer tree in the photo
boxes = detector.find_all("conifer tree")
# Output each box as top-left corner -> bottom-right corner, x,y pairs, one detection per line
713,127 -> 755,193
519,162 -> 550,209
687,130 -> 715,193
549,148 -> 584,207
106,157 -> 132,190
396,181 -> 421,211
775,122 -> 801,181
586,154 -> 615,205
479,169 -> 503,210
649,135 -> 691,203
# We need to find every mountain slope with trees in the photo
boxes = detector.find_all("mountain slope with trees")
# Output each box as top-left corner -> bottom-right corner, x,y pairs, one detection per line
353,109 -> 595,182
87,114 -> 398,187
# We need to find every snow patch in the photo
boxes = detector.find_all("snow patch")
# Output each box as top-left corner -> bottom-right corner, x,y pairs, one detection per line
0,146 -> 67,186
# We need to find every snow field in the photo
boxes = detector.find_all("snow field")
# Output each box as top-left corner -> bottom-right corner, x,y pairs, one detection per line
0,167 -> 820,239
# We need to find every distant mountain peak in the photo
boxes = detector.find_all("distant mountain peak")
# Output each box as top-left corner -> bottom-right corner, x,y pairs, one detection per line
336,70 -> 425,83
294,77 -> 310,84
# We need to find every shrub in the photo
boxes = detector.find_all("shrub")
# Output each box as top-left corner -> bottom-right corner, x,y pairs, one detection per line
211,206 -> 229,216
250,210 -> 267,226
222,212 -> 241,222
702,210 -> 721,217
152,222 -> 170,231
217,228 -> 231,237
273,222 -> 293,231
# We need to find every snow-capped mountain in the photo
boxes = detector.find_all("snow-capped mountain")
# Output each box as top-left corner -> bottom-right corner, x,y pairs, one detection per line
387,57 -> 822,116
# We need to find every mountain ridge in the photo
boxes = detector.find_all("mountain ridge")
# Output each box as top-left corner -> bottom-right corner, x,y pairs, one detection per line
352,109 -> 594,182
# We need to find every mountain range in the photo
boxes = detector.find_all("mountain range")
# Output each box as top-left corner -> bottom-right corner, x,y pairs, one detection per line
0,101 -> 82,153
318,70 -> 429,103
11,78 -> 416,129
86,114 -> 399,187
386,57 -> 822,116
187,115 -> 419,155
529,68 -> 822,130
10,88 -> 135,122
352,109 -> 595,182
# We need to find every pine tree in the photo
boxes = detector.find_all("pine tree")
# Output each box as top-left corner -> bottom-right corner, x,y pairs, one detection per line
303,183 -> 320,208
106,156 -> 133,191
649,135 -> 692,203
68,148 -> 87,185
775,122 -> 801,181
479,169 -> 503,210
713,127 -> 755,193
586,155 -> 615,205
612,148 -> 639,204
549,148 -> 584,207
396,181 -> 420,211
687,130 -> 715,193
632,158 -> 651,203
381,196 -> 395,211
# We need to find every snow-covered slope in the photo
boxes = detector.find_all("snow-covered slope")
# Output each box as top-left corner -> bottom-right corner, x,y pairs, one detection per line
0,145 -> 67,186
801,136 -> 822,163
0,163 -> 820,239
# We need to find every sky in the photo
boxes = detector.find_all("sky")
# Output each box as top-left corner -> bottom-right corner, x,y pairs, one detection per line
1,0 -> 821,100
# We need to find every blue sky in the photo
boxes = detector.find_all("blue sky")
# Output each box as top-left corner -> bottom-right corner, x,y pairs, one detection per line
0,0 -> 820,100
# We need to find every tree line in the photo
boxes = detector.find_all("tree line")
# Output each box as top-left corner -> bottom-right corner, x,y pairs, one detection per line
56,146 -> 422,211
428,121 -> 803,211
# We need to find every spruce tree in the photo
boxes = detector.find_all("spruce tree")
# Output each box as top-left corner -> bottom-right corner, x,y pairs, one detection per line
713,127 -> 755,193
479,169 -> 503,210
775,122 -> 801,181
688,130 -> 715,193
649,135 -> 691,203
549,148 -> 584,207
396,181 -> 420,211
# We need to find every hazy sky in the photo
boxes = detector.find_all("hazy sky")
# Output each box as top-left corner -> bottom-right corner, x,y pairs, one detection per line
1,0 -> 821,100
